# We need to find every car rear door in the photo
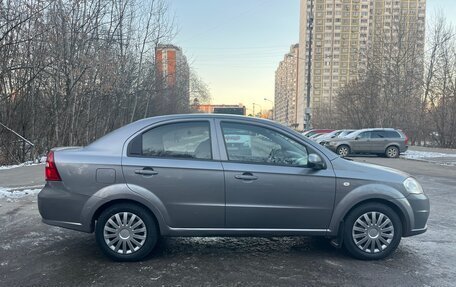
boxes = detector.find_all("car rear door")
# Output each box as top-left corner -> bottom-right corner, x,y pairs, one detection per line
216,119 -> 336,230
386,130 -> 405,151
122,119 -> 225,228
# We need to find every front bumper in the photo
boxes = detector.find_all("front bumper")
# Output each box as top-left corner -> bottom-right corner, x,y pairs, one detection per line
403,192 -> 430,237
324,143 -> 338,152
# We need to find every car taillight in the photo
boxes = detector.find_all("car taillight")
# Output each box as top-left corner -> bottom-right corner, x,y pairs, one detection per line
45,150 -> 61,181
399,129 -> 409,145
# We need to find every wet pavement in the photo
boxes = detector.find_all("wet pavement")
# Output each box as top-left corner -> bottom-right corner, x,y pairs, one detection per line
0,157 -> 455,286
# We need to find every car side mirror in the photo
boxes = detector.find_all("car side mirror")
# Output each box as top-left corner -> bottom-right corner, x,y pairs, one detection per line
355,136 -> 360,140
308,153 -> 325,170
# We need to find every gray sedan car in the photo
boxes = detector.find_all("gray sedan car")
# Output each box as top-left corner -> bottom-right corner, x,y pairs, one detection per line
38,114 -> 429,261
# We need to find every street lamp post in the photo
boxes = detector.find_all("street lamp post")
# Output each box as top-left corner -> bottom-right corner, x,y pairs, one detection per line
305,0 -> 314,130
253,103 -> 262,117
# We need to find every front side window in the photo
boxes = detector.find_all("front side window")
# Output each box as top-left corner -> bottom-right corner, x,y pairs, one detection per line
221,122 -> 308,167
358,131 -> 371,139
131,121 -> 212,160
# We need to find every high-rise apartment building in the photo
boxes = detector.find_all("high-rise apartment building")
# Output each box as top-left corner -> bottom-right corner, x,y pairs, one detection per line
155,44 -> 190,105
297,0 -> 426,130
274,44 -> 299,127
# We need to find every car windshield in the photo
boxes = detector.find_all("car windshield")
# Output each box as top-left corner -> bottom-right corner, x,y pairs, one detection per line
344,131 -> 363,139
338,130 -> 354,138
322,131 -> 338,138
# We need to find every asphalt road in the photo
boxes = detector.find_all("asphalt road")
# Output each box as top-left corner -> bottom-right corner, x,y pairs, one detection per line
0,157 -> 455,287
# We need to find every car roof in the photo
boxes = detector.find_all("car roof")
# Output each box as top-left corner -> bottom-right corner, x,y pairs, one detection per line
355,128 -> 399,132
140,113 -> 273,123
86,113 -> 339,161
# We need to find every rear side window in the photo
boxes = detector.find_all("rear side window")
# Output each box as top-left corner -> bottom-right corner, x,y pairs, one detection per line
371,131 -> 386,138
129,121 -> 212,160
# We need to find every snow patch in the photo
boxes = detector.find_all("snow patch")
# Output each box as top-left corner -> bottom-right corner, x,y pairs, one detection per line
0,187 -> 42,199
402,150 -> 456,159
0,162 -> 44,170
401,150 -> 456,166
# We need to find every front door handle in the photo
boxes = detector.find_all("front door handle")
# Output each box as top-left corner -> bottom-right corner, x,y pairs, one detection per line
234,172 -> 258,181
134,168 -> 158,176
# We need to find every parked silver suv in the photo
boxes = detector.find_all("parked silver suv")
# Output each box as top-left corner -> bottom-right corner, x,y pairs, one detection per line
38,115 -> 427,261
324,128 -> 408,158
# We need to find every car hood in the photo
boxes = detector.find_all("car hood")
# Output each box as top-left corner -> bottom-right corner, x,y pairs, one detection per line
316,135 -> 331,141
326,137 -> 354,143
330,157 -> 410,183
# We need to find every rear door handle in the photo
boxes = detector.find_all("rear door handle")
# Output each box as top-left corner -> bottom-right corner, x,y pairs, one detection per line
135,168 -> 158,176
234,172 -> 258,181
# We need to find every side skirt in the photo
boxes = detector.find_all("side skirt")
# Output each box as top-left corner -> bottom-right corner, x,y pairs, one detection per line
162,227 -> 330,237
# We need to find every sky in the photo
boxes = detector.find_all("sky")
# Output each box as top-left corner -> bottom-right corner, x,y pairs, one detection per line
171,0 -> 456,115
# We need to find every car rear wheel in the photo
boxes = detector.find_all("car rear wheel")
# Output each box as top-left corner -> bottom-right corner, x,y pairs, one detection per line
343,203 -> 402,260
336,145 -> 350,157
385,146 -> 399,158
95,203 -> 158,261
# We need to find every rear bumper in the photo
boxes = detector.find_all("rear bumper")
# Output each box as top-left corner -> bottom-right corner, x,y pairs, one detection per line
401,145 -> 409,153
38,182 -> 92,233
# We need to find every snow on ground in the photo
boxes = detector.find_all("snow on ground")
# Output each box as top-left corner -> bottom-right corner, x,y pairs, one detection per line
402,150 -> 456,167
0,162 -> 44,170
0,187 -> 42,199
402,150 -> 456,159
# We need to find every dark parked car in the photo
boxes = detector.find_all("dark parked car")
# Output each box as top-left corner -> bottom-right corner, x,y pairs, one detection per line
38,115 -> 428,261
324,128 -> 408,158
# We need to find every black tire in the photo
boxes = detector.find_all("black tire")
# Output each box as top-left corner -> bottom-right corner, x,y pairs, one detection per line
343,202 -> 402,260
385,145 -> 400,158
336,145 -> 350,157
95,203 -> 158,261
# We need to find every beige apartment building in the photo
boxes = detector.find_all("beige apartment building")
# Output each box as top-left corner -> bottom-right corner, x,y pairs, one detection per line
274,44 -> 299,127
296,0 -> 426,130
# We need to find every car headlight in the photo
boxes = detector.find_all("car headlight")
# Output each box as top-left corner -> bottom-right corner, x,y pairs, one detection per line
403,177 -> 424,194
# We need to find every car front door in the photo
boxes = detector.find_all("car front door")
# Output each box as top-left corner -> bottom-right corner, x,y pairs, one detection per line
217,120 -> 336,230
122,119 -> 225,228
370,130 -> 388,153
351,131 -> 371,153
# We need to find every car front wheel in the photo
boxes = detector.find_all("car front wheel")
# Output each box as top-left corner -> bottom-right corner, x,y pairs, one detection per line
95,203 -> 158,261
343,203 -> 402,260
336,145 -> 350,157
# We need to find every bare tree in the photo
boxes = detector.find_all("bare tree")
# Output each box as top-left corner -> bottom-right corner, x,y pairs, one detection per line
0,0 -> 201,164
422,13 -> 456,147
333,10 -> 425,141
